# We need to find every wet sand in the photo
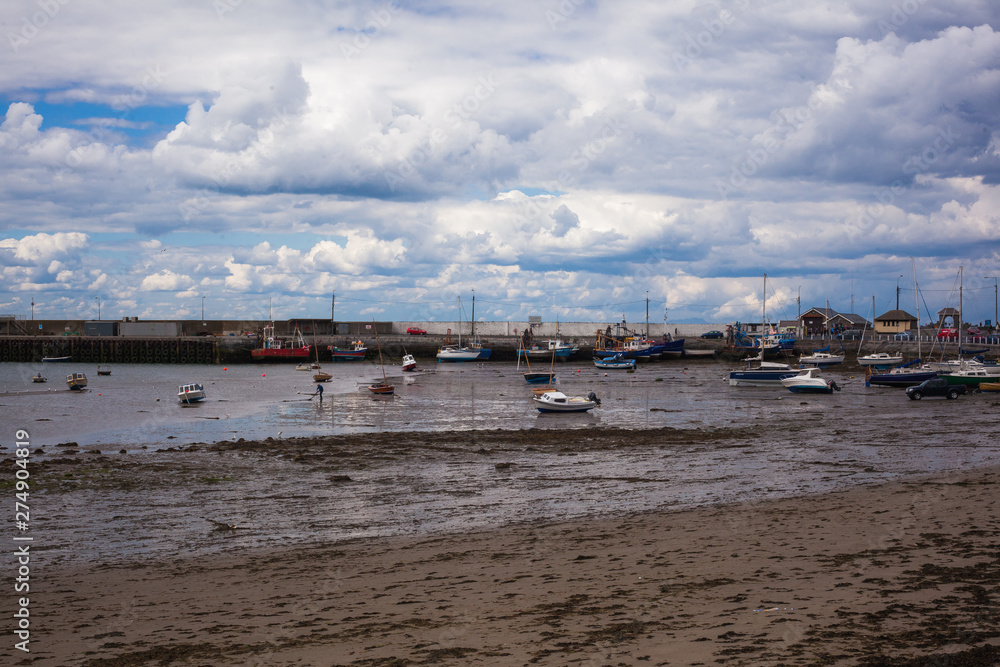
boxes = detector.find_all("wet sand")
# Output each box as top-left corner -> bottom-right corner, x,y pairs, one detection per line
20,431 -> 1000,666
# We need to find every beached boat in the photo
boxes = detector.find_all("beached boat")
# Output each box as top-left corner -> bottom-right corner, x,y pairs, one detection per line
866,361 -> 937,388
32,373 -> 46,383
66,372 -> 87,390
296,363 -> 311,371
799,348 -> 844,367
313,370 -> 332,382
401,353 -> 417,372
593,353 -> 636,370
857,352 -> 903,366
532,390 -> 600,413
979,382 -> 1000,392
329,340 -> 368,361
941,366 -> 994,388
42,356 -> 72,362
728,358 -> 800,387
781,367 -> 841,394
251,324 -> 312,362
178,383 -> 206,403
97,364 -> 112,376
368,321 -> 394,395
437,296 -> 491,362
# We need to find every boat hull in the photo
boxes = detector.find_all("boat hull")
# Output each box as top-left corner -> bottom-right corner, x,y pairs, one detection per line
42,356 -> 72,362
524,372 -> 555,384
867,371 -> 937,387
368,384 -> 395,395
331,349 -> 367,360
532,391 -> 597,412
728,370 -> 799,387
251,347 -> 312,362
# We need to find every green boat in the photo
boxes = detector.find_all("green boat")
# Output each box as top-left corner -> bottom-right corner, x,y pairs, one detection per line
941,368 -> 996,387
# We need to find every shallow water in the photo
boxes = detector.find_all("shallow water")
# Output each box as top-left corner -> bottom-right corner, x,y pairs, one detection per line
5,358 -> 1000,567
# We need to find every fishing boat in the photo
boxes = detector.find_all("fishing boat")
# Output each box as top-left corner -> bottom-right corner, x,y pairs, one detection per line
32,373 -> 46,383
780,367 -> 841,394
593,353 -> 636,370
401,353 -> 417,372
42,356 -> 71,362
329,340 -> 368,361
368,321 -> 394,395
437,295 -> 491,362
177,383 -> 206,403
66,372 -> 87,390
532,390 -> 600,413
857,352 -> 903,366
97,364 -> 112,376
251,323 -> 312,362
798,349 -> 844,367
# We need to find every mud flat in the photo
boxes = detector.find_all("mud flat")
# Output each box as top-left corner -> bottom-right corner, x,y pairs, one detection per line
19,429 -> 1000,666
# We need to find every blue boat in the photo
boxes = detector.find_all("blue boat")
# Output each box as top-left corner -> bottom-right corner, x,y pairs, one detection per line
594,353 -> 636,370
728,357 -> 799,387
866,359 -> 937,388
523,371 -> 555,384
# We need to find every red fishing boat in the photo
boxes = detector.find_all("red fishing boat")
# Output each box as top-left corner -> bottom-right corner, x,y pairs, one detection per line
250,324 -> 312,362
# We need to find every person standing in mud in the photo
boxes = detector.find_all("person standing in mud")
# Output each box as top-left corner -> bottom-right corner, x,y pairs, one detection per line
316,383 -> 324,401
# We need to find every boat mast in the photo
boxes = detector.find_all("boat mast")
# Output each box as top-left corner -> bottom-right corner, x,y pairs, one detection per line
471,291 -> 476,340
959,265 -> 963,352
762,273 -> 767,340
913,258 -> 921,360
374,319 -> 387,385
458,296 -> 462,348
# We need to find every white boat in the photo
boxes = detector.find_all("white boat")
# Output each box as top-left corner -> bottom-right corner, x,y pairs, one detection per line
799,351 -> 844,366
401,353 -> 417,372
436,296 -> 491,362
178,383 -> 206,403
781,367 -> 841,393
532,390 -> 600,413
857,352 -> 903,366
296,363 -> 311,371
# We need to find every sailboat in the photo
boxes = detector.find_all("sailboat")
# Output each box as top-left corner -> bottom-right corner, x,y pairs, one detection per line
368,320 -> 394,395
857,295 -> 903,366
436,295 -> 491,362
868,260 -> 937,387
728,274 -> 799,387
311,327 -> 332,382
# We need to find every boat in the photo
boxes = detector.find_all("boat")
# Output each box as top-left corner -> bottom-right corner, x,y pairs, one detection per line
178,383 -> 206,403
979,382 -> 1000,392
313,370 -> 332,382
42,356 -> 71,362
296,363 -> 311,371
518,338 -> 578,360
857,352 -> 904,366
66,372 -> 87,390
940,366 -> 994,388
867,261 -> 936,389
31,373 -> 46,383
437,295 -> 491,362
368,321 -> 394,395
728,356 -> 800,387
401,353 -> 417,372
308,327 -> 331,382
517,334 -> 556,384
866,360 -> 937,387
593,353 -> 636,370
798,348 -> 844,367
329,340 -> 368,361
682,349 -> 717,358
781,367 -> 841,394
251,324 -> 312,362
532,390 -> 600,413
97,364 -> 112,376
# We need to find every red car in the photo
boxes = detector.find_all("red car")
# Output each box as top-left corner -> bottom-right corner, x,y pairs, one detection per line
937,328 -> 958,340
406,327 -> 427,335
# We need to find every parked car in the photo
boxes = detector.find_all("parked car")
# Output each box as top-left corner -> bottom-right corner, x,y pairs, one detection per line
937,328 -> 958,340
699,330 -> 724,339
894,331 -> 915,340
966,326 -> 982,336
839,329 -> 862,340
406,327 -> 427,335
906,377 -> 966,400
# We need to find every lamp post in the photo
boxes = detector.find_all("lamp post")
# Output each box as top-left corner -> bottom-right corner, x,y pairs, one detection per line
201,296 -> 206,324
95,296 -> 101,320
986,276 -> 998,331
896,274 -> 903,310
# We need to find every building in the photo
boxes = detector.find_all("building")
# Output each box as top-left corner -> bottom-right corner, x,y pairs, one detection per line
799,308 -> 870,335
874,309 -> 918,334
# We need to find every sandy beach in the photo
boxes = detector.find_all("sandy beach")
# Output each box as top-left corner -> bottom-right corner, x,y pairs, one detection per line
17,431 -> 1000,666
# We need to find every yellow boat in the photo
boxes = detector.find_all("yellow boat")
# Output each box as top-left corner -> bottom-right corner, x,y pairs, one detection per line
979,382 -> 1000,392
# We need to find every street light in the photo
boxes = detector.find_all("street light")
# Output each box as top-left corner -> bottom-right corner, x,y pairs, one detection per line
986,277 -> 998,331
95,296 -> 101,320
896,274 -> 903,310
201,295 -> 206,324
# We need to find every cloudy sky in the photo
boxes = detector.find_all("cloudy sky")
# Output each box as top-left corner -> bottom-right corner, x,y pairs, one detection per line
2,0 -> 999,326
